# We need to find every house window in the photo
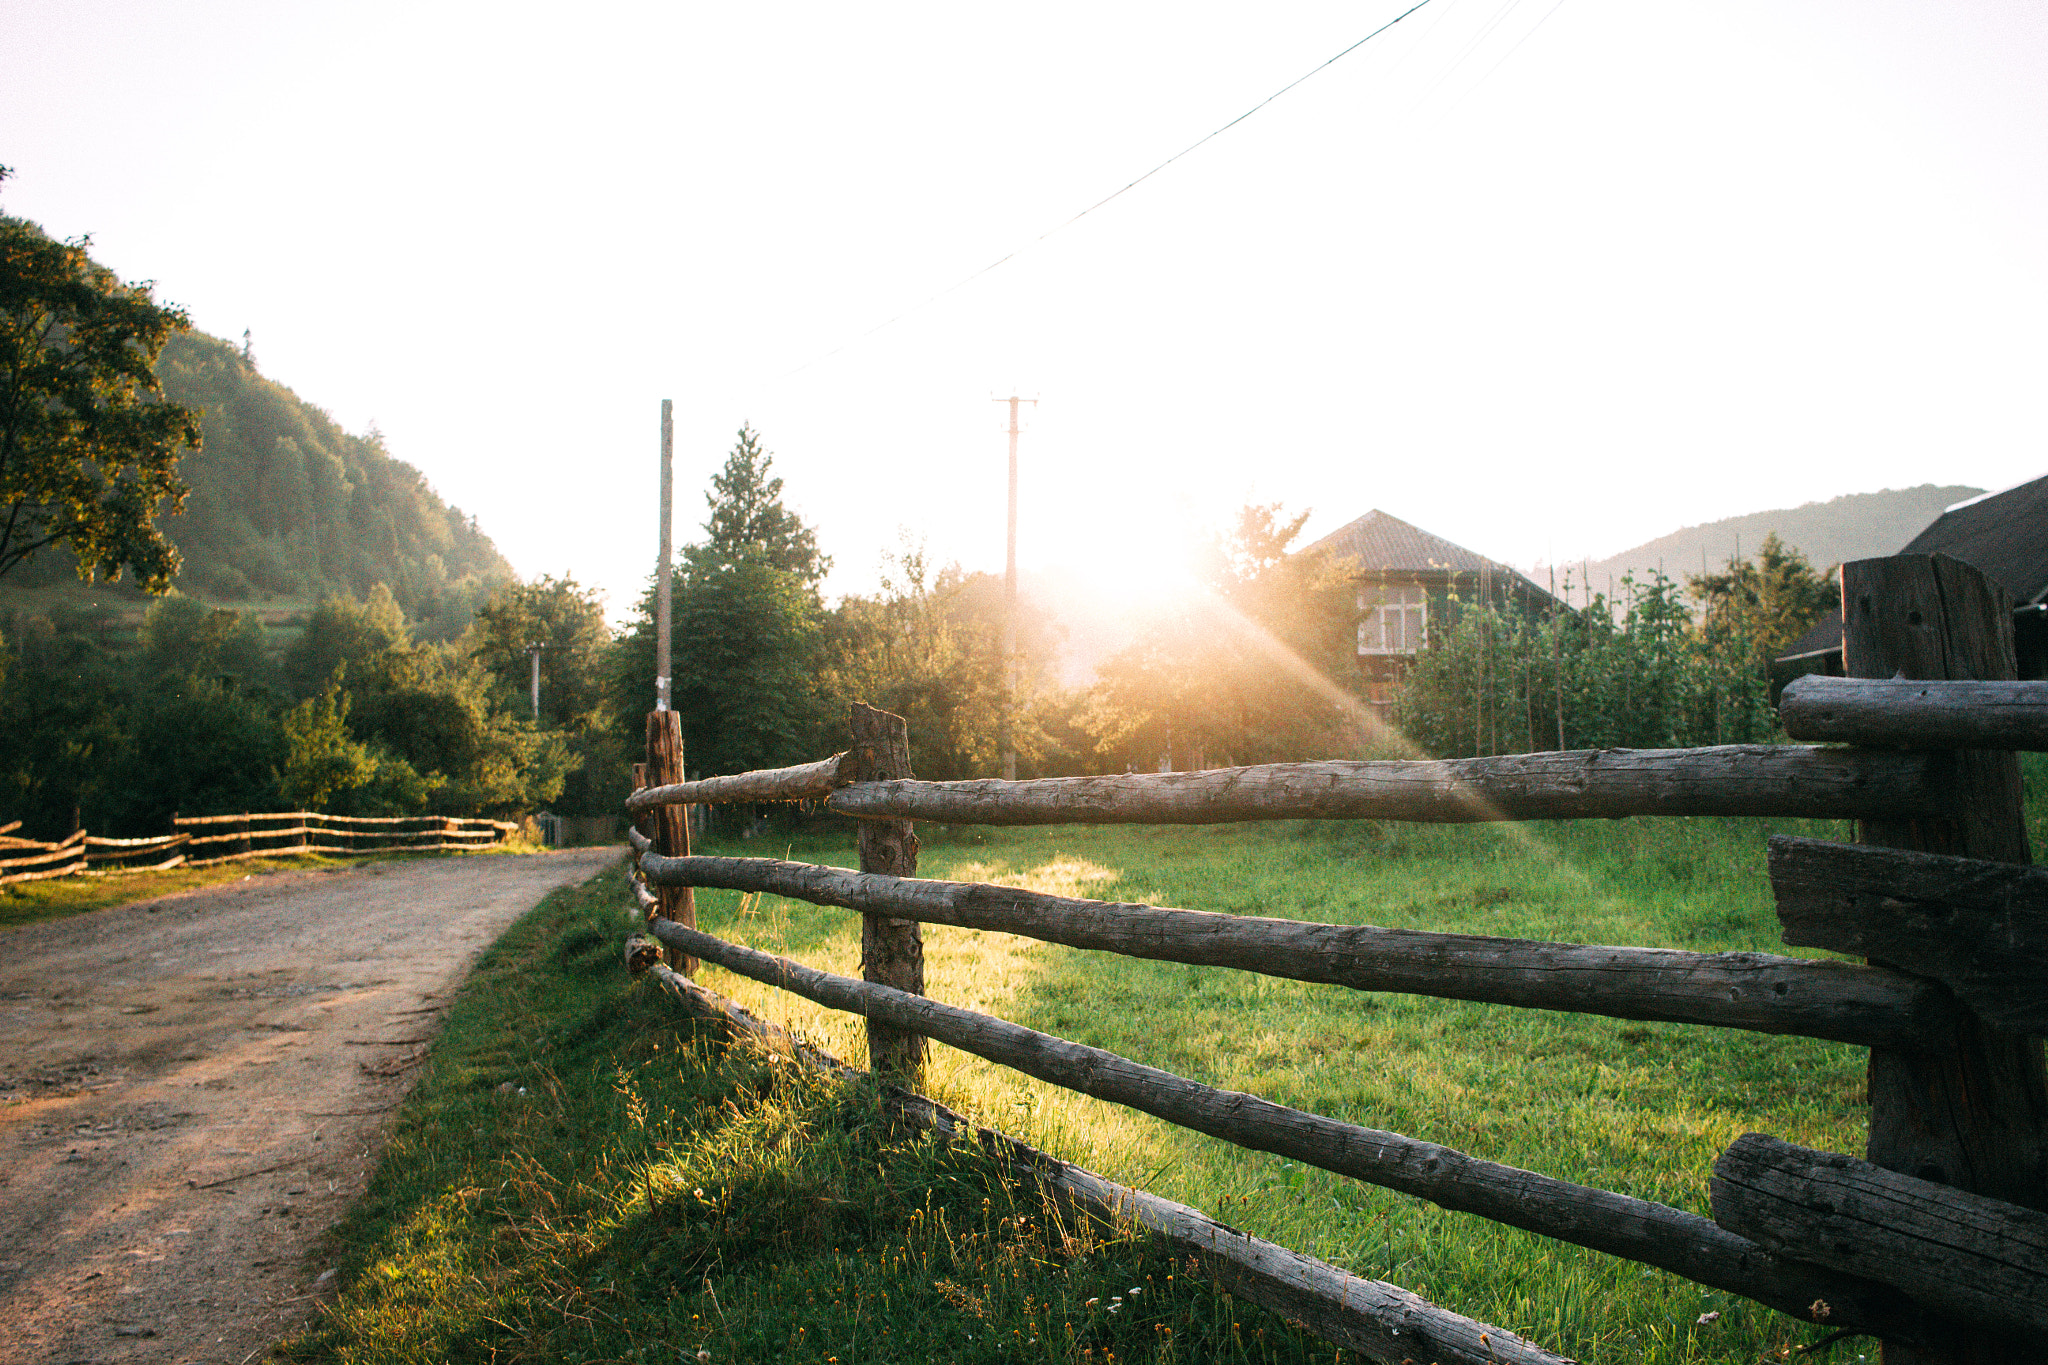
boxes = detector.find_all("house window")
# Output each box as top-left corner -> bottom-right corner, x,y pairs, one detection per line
1359,584 -> 1427,655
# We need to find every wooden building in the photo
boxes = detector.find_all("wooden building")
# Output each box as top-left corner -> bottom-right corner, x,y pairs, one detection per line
1301,509 -> 1565,706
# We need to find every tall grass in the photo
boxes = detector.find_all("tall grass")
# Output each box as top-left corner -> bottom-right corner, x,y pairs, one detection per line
690,814 -> 1879,1365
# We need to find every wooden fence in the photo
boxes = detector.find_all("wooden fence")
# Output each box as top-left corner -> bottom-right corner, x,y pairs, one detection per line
0,811 -> 516,886
620,554 -> 2048,1365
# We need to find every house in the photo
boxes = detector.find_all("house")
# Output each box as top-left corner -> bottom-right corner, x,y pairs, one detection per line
1302,509 -> 1566,705
1772,473 -> 2048,689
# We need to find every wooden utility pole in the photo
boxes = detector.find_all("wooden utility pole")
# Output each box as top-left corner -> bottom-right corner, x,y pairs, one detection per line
995,396 -> 1035,782
526,642 -> 543,719
850,702 -> 924,1082
657,399 -> 674,713
644,398 -> 695,972
1841,554 -> 2044,1365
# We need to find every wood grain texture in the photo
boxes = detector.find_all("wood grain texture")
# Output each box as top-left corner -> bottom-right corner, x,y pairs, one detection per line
644,915 -> 1950,1345
624,752 -> 851,811
627,946 -> 1576,1365
850,703 -> 924,1082
645,710 -> 698,974
1842,554 -> 2048,1365
1712,1133 -> 2048,1340
1781,676 -> 2048,751
1770,835 -> 2048,1034
826,744 -> 1950,826
641,853 -> 1951,1049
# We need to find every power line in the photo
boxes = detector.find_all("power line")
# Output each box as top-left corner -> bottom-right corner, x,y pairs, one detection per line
781,0 -> 1438,378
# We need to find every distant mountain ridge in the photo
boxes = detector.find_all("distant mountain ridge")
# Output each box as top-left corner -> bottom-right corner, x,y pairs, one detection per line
8,328 -> 513,639
1544,485 -> 1983,598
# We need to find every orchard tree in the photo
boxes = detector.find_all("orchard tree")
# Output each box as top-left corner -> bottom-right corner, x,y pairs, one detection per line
0,178 -> 201,591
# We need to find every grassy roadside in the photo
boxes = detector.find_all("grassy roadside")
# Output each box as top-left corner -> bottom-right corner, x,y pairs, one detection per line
281,860 -> 1343,1365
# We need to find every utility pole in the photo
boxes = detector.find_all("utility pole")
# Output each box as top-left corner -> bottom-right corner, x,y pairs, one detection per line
657,399 -> 673,712
995,395 -> 1036,781
526,642 -> 544,719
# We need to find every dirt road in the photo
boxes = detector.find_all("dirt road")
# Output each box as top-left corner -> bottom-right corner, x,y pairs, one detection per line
0,848 -> 618,1365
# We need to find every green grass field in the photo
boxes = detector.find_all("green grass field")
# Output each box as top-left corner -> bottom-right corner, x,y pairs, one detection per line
283,798 -> 1964,1365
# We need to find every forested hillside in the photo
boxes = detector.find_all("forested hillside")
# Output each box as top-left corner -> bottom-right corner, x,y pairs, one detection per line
1563,484 -> 1980,595
6,328 -> 512,639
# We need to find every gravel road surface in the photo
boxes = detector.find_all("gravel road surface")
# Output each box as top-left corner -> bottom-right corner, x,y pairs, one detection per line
0,848 -> 618,1365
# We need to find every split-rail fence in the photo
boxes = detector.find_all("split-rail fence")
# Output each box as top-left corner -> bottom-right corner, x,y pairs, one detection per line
620,554 -> 2048,1365
0,811 -> 516,886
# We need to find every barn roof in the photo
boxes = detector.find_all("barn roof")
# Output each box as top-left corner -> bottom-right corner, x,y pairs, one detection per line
1897,473 -> 2048,605
1302,508 -> 1561,604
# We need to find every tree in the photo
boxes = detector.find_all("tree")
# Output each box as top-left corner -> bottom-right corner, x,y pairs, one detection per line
612,427 -> 832,778
1686,532 -> 1836,663
684,424 -> 830,588
470,574 -> 611,726
1086,503 -> 1366,770
0,186 -> 201,592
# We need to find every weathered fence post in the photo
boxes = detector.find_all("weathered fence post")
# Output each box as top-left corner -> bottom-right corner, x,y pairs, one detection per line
1843,553 -> 2047,1365
850,702 -> 925,1084
645,712 -> 698,974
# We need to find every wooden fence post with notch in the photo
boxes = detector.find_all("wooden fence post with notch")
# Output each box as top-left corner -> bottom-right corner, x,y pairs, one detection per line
1842,553 -> 2048,1365
645,711 -> 698,975
850,702 -> 925,1084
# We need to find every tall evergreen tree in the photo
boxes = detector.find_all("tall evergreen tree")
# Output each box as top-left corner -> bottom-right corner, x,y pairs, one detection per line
685,425 -> 829,587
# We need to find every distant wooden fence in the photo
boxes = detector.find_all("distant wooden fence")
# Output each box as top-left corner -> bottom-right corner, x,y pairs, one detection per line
0,811 -> 516,886
620,554 -> 2048,1365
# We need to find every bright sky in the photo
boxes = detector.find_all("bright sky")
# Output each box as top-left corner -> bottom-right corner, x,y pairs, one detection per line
7,0 -> 2045,619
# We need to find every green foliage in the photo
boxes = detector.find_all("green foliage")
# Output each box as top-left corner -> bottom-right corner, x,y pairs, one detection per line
138,592 -> 273,688
686,423 -> 830,588
820,541 -> 1076,779
0,205 -> 201,592
280,678 -> 380,810
469,574 -> 624,815
612,427 -> 831,779
6,327 -> 513,637
1686,531 -> 1836,663
283,585 -> 409,697
1392,572 -> 1776,758
1089,504 -> 1365,770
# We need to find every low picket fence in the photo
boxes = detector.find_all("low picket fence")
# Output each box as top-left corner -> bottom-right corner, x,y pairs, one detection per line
619,554 -> 2048,1365
0,811 -> 516,886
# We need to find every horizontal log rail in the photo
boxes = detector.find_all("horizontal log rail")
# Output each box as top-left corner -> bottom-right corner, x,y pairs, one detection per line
825,744 -> 1952,826
84,832 -> 190,849
1712,1133 -> 2048,1340
642,915 -> 1947,1345
626,752 -> 851,812
625,939 -> 1576,1365
170,811 -> 511,829
1781,675 -> 2048,751
640,854 -> 1951,1049
1769,836 -> 2048,1034
0,818 -> 18,836
0,837 -> 89,872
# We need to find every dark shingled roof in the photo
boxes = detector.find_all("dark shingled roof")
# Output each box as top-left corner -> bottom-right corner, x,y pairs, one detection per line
1302,508 -> 1559,603
1898,473 -> 2048,606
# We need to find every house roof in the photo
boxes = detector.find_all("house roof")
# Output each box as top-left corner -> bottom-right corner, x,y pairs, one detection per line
1302,508 -> 1560,603
1897,472 -> 2048,606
